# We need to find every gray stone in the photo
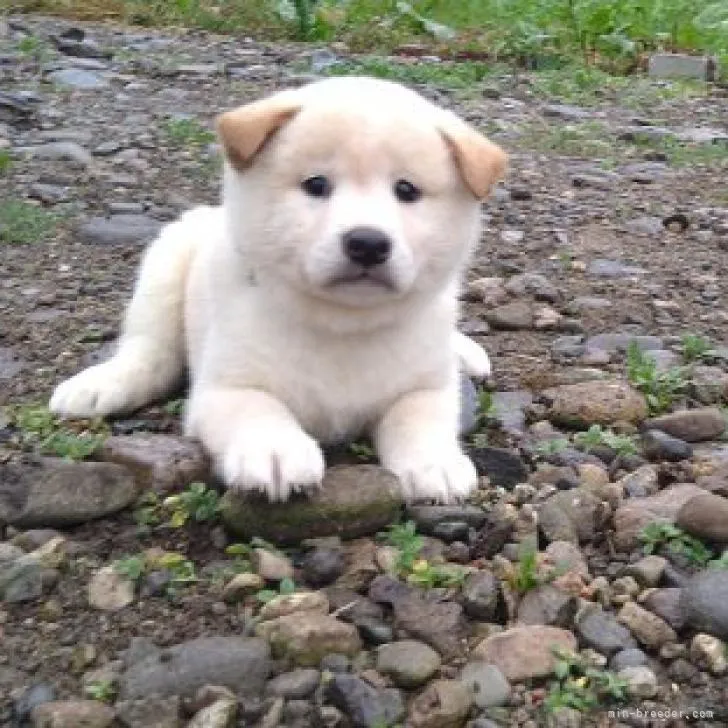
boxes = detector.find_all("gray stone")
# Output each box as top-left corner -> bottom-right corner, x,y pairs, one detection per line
221,465 -> 402,543
618,666 -> 658,698
643,407 -> 726,442
302,547 -> 345,587
119,637 -> 270,699
642,430 -> 693,462
407,679 -> 472,728
29,183 -> 70,204
542,104 -> 591,121
688,365 -> 728,405
459,375 -> 479,436
618,601 -> 677,649
585,333 -> 663,354
115,694 -> 181,728
0,554 -> 43,603
468,446 -> 528,488
485,301 -> 533,330
622,555 -> 667,588
47,68 -> 109,89
0,458 -> 137,528
0,347 -> 25,379
648,53 -> 718,81
642,588 -> 686,630
517,584 -> 578,627
575,609 -> 637,656
326,674 -> 404,728
462,570 -> 500,621
490,390 -> 533,433
13,683 -> 56,725
504,272 -> 559,302
16,141 -> 91,167
609,648 -> 649,671
266,669 -> 320,699
625,216 -> 663,236
30,700 -> 115,728
376,640 -> 441,688
77,215 -> 163,246
677,492 -> 728,545
681,570 -> 728,639
587,259 -> 645,278
538,489 -> 604,544
459,661 -> 510,708
405,504 -> 487,535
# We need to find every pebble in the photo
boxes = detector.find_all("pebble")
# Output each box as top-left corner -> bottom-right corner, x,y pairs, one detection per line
0,554 -> 43,603
252,548 -> 294,582
517,584 -> 578,627
376,640 -> 441,688
468,446 -> 529,488
47,68 -> 109,88
575,608 -> 637,656
643,407 -> 726,442
617,601 -> 678,649
16,141 -> 91,167
485,301 -> 533,330
87,566 -> 135,611
642,429 -> 693,462
13,683 -> 56,724
407,679 -> 472,728
221,572 -> 264,603
622,555 -> 667,588
459,661 -> 511,708
609,647 -> 649,671
676,492 -> 728,544
537,489 -> 604,544
30,700 -> 115,728
681,569 -> 728,639
258,591 -> 329,620
617,666 -> 659,698
689,633 -> 727,674
77,214 -> 163,246
461,570 -> 500,620
326,673 -> 405,728
642,588 -> 686,630
265,668 -> 321,699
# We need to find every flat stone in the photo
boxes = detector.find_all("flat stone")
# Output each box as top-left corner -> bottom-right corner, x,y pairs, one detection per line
538,489 -> 604,544
16,141 -> 91,167
326,674 -> 404,728
459,662 -> 510,708
119,637 -> 270,700
542,104 -> 591,121
585,333 -> 663,354
490,390 -> 532,434
255,613 -> 360,666
101,434 -> 208,493
473,625 -> 577,681
115,694 -> 181,728
541,380 -> 647,427
186,695 -> 237,728
517,584 -> 578,627
642,588 -> 686,631
87,566 -> 135,611
613,484 -> 704,550
0,554 -> 43,603
405,504 -> 487,535
642,429 -> 693,462
485,301 -> 533,330
643,408 -> 726,442
618,666 -> 658,698
407,679 -> 472,728
258,591 -> 329,620
0,458 -> 137,528
587,259 -> 645,278
266,668 -> 321,699
575,608 -> 638,656
462,570 -> 500,621
459,375 -> 478,436
468,446 -> 528,488
0,346 -> 26,379
617,601 -> 677,648
676,492 -> 728,545
47,68 -> 109,89
77,215 -> 163,246
221,465 -> 402,543
648,53 -> 718,81
30,700 -> 115,728
504,272 -> 559,302
681,570 -> 728,639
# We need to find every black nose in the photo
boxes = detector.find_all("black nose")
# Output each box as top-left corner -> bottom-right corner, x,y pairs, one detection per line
342,226 -> 392,268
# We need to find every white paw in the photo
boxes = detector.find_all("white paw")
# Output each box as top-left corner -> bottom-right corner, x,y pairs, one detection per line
49,361 -> 142,418
388,447 -> 477,504
454,332 -> 491,378
222,426 -> 325,502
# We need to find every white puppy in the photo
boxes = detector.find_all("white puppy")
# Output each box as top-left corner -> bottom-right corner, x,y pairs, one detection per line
50,77 -> 506,503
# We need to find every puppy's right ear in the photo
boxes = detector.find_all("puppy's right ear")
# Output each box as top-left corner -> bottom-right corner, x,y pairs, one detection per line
217,92 -> 301,170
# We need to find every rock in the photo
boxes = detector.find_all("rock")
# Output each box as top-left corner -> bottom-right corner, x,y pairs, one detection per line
648,53 -> 718,81
47,68 -> 109,89
119,637 -> 270,699
221,465 -> 402,543
545,541 -> 590,579
538,489 -> 604,544
252,548 -> 294,581
517,584 -> 578,627
0,554 -> 43,603
690,633 -> 727,674
618,666 -> 659,698
688,365 -> 728,405
393,594 -> 469,659
186,696 -> 237,728
405,504 -> 487,535
542,103 -> 591,121
258,591 -> 329,620
575,609 -> 637,656
467,277 -> 507,306
587,259 -> 645,278
88,566 -> 135,611
326,673 -> 404,728
642,430 -> 693,462
642,588 -> 685,630
0,458 -> 137,528
459,661 -> 510,708
643,408 -> 726,442
485,301 -> 533,330
255,613 -> 360,666
77,215 -> 163,246
681,569 -> 728,639
13,683 -> 56,724
407,679 -> 472,728
473,625 -> 577,681
586,333 -> 664,355
505,272 -> 559,302
266,669 -> 320,699
16,141 -> 92,167
542,381 -> 647,427
468,447 -> 528,488
30,700 -> 115,728
613,484 -> 704,550
100,434 -> 207,493
462,570 -> 500,621
676,492 -> 728,544
609,648 -> 649,671
221,572 -> 264,603
115,694 -> 181,728
490,390 -> 532,434
459,375 -> 478,436
471,504 -> 516,559
302,546 -> 345,587
376,640 -> 441,688
617,601 -> 677,649
623,555 -> 667,588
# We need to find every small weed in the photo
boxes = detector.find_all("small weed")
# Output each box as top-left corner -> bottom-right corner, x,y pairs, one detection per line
681,333 -> 712,363
545,647 -> 628,713
16,34 -> 53,61
626,342 -> 687,415
406,560 -> 468,589
0,200 -> 57,245
0,150 -> 11,175
163,117 -> 216,147
639,523 -> 713,566
163,482 -> 220,527
534,438 -> 570,456
114,551 -> 197,597
256,575 -> 296,604
709,550 -> 728,569
349,441 -> 375,461
476,389 -> 497,424
113,555 -> 146,583
84,679 -> 117,703
379,521 -> 424,573
508,542 -> 541,594
163,397 -> 185,416
573,424 -> 638,457
133,491 -> 163,527
471,431 -> 490,448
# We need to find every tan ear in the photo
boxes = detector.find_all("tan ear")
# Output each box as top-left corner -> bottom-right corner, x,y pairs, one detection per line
439,114 -> 507,198
216,93 -> 301,170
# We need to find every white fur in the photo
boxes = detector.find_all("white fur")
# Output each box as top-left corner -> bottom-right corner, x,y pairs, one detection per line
50,77 -> 500,503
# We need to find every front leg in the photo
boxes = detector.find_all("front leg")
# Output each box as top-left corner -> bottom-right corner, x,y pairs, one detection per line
186,387 -> 325,502
375,385 -> 477,504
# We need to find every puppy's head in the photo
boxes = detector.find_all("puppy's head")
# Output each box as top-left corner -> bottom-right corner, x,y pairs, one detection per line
217,77 -> 506,309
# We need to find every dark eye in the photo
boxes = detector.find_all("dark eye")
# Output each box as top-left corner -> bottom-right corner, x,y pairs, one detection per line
301,175 -> 332,198
394,179 -> 422,203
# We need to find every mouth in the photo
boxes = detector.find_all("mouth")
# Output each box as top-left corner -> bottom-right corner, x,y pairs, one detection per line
327,269 -> 397,291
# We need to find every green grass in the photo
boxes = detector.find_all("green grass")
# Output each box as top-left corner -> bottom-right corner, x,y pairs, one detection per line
0,151 -> 12,175
639,522 -> 714,565
573,424 -> 638,457
162,117 -> 216,147
626,342 -> 688,414
0,200 -> 58,245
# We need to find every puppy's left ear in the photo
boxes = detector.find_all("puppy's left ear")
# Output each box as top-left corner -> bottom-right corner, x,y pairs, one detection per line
217,91 -> 301,170
438,113 -> 507,199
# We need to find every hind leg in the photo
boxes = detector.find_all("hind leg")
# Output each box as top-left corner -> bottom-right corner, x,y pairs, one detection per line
50,207 -> 213,417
